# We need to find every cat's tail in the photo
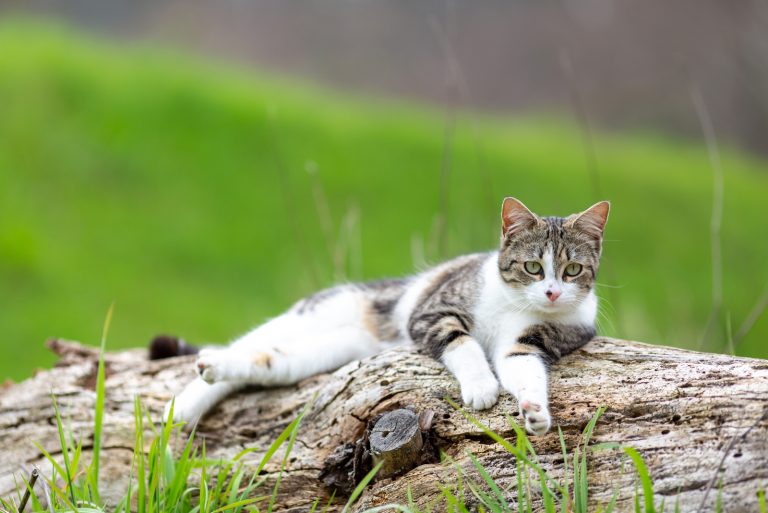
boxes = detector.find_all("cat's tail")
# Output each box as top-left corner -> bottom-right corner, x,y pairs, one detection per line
149,334 -> 200,360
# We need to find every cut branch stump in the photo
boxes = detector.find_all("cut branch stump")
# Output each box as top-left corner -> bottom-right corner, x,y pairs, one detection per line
369,409 -> 423,480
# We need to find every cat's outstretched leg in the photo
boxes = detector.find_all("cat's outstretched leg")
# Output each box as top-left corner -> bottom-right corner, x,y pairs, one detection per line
494,322 -> 596,435
194,324 -> 384,387
493,341 -> 551,436
166,378 -> 242,425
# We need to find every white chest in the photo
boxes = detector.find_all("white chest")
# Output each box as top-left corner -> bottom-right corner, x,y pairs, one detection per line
472,303 -> 535,352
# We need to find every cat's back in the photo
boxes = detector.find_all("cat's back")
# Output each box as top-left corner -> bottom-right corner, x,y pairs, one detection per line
393,252 -> 493,337
280,253 -> 492,345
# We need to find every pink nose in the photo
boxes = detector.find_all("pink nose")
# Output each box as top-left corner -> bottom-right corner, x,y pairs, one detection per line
546,289 -> 561,302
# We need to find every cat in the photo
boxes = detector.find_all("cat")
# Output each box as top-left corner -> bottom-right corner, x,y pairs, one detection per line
156,197 -> 609,436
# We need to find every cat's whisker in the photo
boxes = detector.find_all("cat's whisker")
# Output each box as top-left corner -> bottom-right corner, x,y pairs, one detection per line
592,292 -> 618,334
595,308 -> 617,335
594,293 -> 617,314
488,299 -> 531,318
570,240 -> 600,252
595,281 -> 624,289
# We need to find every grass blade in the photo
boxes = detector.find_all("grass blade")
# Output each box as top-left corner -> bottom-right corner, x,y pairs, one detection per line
557,426 -> 571,513
466,452 -> 507,510
624,447 -> 655,513
89,302 -> 113,505
448,399 -> 565,495
342,462 -> 382,513
267,402 -> 311,513
211,496 -> 268,513
50,393 -> 78,508
134,396 -> 147,513
255,411 -> 304,477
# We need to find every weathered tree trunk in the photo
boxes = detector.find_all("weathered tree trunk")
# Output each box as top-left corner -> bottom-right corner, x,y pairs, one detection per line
1,337 -> 767,512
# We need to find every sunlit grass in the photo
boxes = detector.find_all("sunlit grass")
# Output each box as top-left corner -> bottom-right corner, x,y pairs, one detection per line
4,394 -> 305,513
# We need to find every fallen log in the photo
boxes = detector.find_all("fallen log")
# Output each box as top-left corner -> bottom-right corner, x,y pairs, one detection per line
1,337 -> 767,512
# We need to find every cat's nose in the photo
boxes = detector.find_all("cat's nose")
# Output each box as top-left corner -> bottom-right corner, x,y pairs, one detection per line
545,289 -> 561,302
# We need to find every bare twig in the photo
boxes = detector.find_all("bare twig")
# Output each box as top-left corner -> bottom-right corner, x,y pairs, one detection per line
347,201 -> 363,281
330,202 -> 363,282
265,108 -> 321,289
306,161 -> 336,273
332,208 -> 350,283
734,280 -> 768,347
429,3 -> 495,243
436,115 -> 455,259
559,49 -> 602,200
725,312 -> 735,356
410,233 -> 428,271
426,4 -> 462,261
559,47 -> 624,334
695,407 -> 768,513
692,87 -> 724,350
18,468 -> 39,512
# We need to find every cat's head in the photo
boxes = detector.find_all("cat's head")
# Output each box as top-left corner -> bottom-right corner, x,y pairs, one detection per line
497,197 -> 610,313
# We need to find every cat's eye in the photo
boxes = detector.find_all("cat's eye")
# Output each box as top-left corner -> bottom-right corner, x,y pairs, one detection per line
564,263 -> 583,277
523,261 -> 542,275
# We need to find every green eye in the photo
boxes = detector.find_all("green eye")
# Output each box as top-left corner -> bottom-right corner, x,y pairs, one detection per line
564,263 -> 583,277
524,261 -> 542,274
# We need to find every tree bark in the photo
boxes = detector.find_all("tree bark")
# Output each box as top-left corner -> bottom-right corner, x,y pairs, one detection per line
1,337 -> 767,512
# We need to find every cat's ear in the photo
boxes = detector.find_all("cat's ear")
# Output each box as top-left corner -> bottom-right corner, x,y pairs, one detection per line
501,197 -> 539,237
566,201 -> 610,239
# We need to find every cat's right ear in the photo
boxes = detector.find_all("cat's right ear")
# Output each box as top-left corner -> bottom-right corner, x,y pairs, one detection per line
501,197 -> 539,237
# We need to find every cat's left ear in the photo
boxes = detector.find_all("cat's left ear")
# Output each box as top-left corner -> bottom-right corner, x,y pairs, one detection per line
566,201 -> 610,239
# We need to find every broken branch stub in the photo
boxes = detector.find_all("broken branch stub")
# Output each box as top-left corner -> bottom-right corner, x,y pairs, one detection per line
369,409 -> 423,480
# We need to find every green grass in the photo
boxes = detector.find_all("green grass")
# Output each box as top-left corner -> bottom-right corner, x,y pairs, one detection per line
1,19 -> 767,380
7,394 -> 296,513
5,345 -> 308,513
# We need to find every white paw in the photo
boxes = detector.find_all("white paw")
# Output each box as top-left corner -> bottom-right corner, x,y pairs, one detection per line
519,399 -> 551,436
195,351 -> 224,384
461,376 -> 500,410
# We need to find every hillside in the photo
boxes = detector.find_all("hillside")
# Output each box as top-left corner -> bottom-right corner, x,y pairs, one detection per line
0,20 -> 767,380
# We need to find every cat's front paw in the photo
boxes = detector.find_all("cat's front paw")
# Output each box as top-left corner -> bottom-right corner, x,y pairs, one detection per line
519,399 -> 551,436
461,376 -> 500,410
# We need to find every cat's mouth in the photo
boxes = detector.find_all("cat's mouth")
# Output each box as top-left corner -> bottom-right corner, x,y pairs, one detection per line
533,298 -> 570,314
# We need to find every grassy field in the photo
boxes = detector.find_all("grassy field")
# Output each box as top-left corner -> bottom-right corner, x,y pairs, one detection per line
1,20 -> 767,381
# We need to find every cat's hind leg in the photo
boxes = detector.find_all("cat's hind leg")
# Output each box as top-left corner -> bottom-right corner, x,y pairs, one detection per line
172,287 -> 396,423
194,323 -> 384,387
166,378 -> 242,425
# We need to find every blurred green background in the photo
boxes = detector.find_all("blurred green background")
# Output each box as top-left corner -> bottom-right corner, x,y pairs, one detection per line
1,16 -> 767,381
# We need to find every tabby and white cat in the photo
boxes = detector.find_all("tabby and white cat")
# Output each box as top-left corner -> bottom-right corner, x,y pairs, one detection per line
161,197 -> 609,435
